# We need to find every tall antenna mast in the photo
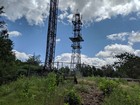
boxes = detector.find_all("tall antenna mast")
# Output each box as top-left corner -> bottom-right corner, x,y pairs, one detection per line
70,11 -> 84,70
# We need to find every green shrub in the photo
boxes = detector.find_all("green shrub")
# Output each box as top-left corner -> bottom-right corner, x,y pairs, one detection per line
75,84 -> 90,93
64,90 -> 82,105
97,78 -> 119,95
103,87 -> 140,105
45,72 -> 57,92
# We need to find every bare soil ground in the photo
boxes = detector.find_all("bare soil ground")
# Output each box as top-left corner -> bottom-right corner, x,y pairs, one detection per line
78,79 -> 104,105
80,87 -> 104,105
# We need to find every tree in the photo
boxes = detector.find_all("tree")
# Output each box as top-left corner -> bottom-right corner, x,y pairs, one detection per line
80,65 -> 95,77
0,6 -> 16,84
93,68 -> 104,77
26,54 -> 41,66
101,65 -> 116,77
0,6 -> 15,62
114,52 -> 140,79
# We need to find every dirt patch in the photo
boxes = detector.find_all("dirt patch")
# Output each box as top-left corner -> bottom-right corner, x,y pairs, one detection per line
80,86 -> 104,105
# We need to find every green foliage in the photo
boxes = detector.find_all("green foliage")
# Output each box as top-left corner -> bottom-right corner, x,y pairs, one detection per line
80,77 -> 140,105
1,75 -> 140,105
26,54 -> 41,66
14,54 -> 43,77
101,65 -> 117,77
64,90 -> 82,105
75,84 -> 90,93
46,72 -> 57,92
96,78 -> 119,95
103,86 -> 140,105
0,74 -> 75,105
80,65 -> 95,77
115,52 -> 140,79
59,66 -> 70,77
0,6 -> 17,84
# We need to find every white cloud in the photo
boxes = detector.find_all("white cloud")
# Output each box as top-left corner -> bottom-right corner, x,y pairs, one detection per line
135,50 -> 140,56
12,50 -> 32,61
59,0 -> 140,23
55,53 -> 112,68
137,12 -> 140,18
107,32 -> 129,41
58,11 -> 68,20
1,0 -> 140,25
55,53 -> 71,62
0,0 -> 50,25
95,43 -> 140,67
96,44 -> 134,58
56,38 -> 61,43
55,42 -> 140,68
9,31 -> 22,38
107,31 -> 140,45
128,31 -> 140,45
129,17 -> 137,21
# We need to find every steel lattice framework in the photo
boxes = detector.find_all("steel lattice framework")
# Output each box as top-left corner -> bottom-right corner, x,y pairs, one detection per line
70,12 -> 84,70
44,0 -> 59,71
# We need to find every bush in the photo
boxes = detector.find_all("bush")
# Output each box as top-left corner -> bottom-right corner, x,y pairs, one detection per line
103,87 -> 140,105
75,84 -> 90,93
64,90 -> 82,105
97,78 -> 119,95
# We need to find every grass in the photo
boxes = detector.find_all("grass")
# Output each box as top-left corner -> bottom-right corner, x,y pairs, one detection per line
0,73 -> 74,105
77,77 -> 140,105
1,75 -> 140,105
99,78 -> 140,105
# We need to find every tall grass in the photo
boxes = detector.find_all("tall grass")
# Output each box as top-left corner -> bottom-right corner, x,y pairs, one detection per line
0,73 -> 74,105
102,80 -> 140,105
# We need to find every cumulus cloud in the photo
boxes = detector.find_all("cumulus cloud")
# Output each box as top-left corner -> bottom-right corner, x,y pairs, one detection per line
55,53 -> 71,63
9,31 -> 22,38
12,50 -> 32,61
55,53 -> 114,68
107,32 -> 129,41
0,0 -> 50,25
95,43 -> 140,67
1,0 -> 140,25
107,31 -> 140,45
55,42 -> 140,68
128,31 -> 140,45
59,0 -> 140,23
96,44 -> 134,58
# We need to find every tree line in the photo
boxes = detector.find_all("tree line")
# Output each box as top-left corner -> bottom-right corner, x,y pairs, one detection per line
79,52 -> 140,79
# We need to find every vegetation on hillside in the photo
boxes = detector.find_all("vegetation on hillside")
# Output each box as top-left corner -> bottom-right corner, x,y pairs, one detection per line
1,74 -> 140,105
0,72 -> 81,105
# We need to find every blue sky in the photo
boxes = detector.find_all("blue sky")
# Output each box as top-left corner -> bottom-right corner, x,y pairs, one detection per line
1,0 -> 140,67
